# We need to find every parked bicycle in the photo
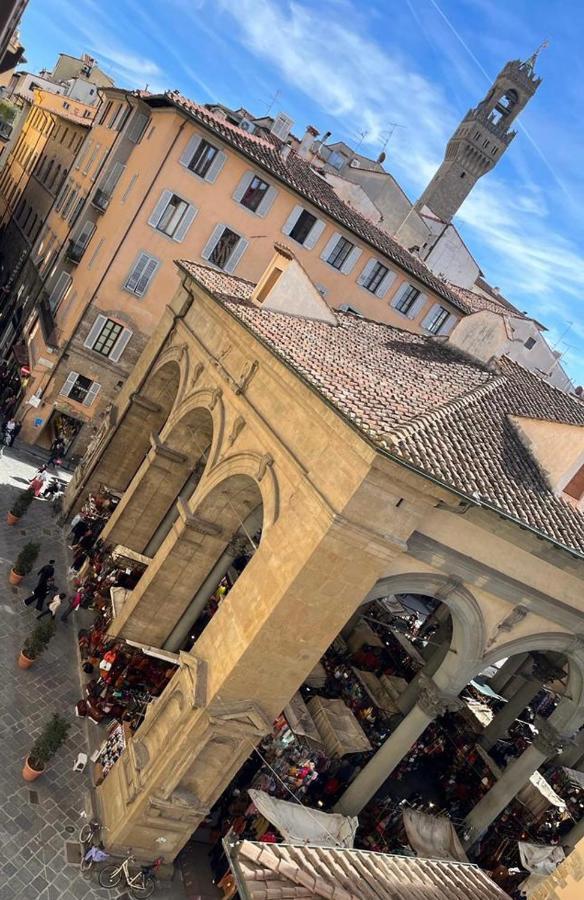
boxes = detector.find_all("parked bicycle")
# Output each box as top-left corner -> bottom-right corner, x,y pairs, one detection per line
98,852 -> 162,898
79,818 -> 110,873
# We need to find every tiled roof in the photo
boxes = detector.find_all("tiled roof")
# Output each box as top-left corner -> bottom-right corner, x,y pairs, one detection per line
448,284 -> 528,319
147,91 -> 469,316
227,840 -> 510,899
179,261 -> 584,555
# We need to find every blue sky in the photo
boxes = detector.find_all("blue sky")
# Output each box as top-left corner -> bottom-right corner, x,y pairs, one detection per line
20,0 -> 584,383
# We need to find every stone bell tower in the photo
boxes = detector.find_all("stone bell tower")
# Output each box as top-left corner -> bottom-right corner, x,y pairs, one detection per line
414,50 -> 543,223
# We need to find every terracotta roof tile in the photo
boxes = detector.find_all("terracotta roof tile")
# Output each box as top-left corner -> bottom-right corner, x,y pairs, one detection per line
180,261 -> 584,556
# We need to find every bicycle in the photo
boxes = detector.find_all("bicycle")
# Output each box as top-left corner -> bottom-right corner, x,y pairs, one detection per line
98,852 -> 162,898
79,819 -> 103,873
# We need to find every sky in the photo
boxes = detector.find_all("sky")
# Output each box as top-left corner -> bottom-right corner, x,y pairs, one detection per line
19,0 -> 584,383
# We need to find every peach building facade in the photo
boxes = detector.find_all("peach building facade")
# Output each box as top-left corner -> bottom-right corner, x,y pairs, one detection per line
5,88 -> 468,454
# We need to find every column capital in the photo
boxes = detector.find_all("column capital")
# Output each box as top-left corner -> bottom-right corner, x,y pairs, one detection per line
130,391 -> 162,413
148,433 -> 188,465
176,497 -> 223,537
533,718 -> 575,757
417,675 -> 462,718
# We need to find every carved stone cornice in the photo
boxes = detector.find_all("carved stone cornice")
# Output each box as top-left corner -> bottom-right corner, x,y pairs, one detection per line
533,718 -> 575,757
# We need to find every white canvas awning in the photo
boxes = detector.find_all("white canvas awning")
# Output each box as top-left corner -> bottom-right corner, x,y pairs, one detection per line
247,789 -> 358,848
403,809 -> 469,863
518,841 -> 565,875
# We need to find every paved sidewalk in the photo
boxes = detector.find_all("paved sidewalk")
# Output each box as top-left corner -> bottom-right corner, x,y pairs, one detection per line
0,447 -> 185,899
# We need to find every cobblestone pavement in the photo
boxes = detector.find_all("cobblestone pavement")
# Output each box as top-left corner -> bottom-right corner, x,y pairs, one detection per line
0,446 -> 185,899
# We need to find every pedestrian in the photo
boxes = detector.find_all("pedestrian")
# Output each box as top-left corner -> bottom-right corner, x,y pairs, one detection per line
37,592 -> 65,620
61,589 -> 82,623
35,559 -> 56,587
68,515 -> 88,546
3,417 -> 16,446
47,437 -> 65,467
29,466 -> 49,497
23,576 -> 55,611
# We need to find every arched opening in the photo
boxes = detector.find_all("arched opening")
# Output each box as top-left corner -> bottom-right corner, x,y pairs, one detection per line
489,89 -> 519,126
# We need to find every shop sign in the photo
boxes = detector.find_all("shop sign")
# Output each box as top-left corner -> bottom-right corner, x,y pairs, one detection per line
33,417 -> 44,428
28,394 -> 41,408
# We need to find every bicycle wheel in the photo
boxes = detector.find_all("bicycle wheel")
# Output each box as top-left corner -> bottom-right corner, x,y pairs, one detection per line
129,874 -> 155,899
98,864 -> 123,888
79,824 -> 93,844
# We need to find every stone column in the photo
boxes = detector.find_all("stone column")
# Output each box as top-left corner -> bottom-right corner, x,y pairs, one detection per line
490,653 -> 529,694
563,814 -> 584,851
335,676 -> 461,816
480,674 -> 541,751
396,640 -> 451,715
420,604 -> 451,662
463,719 -> 572,849
101,435 -> 191,554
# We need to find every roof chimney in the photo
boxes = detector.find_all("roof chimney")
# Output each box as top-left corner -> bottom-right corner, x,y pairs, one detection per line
299,124 -> 319,160
280,143 -> 292,162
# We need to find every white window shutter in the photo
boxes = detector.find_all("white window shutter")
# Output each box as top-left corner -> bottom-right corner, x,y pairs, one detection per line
320,232 -> 341,262
75,220 -> 95,249
127,113 -> 148,143
256,184 -> 278,217
407,292 -> 427,319
439,313 -> 457,335
135,258 -> 159,296
357,258 -> 375,286
109,327 -> 133,362
173,204 -> 198,243
148,190 -> 172,228
304,218 -> 325,250
83,381 -> 101,407
421,303 -> 441,329
206,150 -> 226,183
179,134 -> 201,168
376,270 -> 396,298
201,224 -> 225,260
99,161 -> 125,196
224,236 -> 248,273
341,246 -> 362,275
60,371 -> 79,397
390,282 -> 410,308
281,205 -> 303,236
48,272 -> 72,309
83,314 -> 107,349
233,171 -> 254,203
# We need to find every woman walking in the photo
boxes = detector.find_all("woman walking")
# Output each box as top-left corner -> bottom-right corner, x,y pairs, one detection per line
37,592 -> 65,620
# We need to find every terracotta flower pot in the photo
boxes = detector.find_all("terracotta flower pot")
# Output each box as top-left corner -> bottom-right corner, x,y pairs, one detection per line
6,512 -> 20,526
22,756 -> 44,782
9,569 -> 24,585
18,650 -> 34,669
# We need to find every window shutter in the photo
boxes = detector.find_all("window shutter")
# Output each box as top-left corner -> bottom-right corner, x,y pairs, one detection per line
407,292 -> 427,319
439,313 -> 456,335
148,189 -> 173,228
201,224 -> 225,260
60,371 -> 78,397
172,204 -> 198,243
304,218 -> 325,250
281,205 -> 303,236
69,198 -> 84,226
224,236 -> 248,274
48,272 -> 72,309
341,246 -> 362,275
256,184 -> 278,217
206,150 -> 226,183
233,171 -> 254,203
83,314 -> 107,349
99,161 -> 125,196
320,232 -> 341,262
134,257 -> 159,296
75,141 -> 89,171
75,220 -> 96,249
126,253 -> 151,293
83,381 -> 101,407
421,303 -> 441,330
357,258 -> 375,287
127,113 -> 148,144
109,326 -> 133,362
376,270 -> 396,298
179,133 -> 201,168
390,282 -> 409,308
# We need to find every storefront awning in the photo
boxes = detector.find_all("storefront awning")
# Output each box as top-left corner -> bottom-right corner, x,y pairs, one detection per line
247,789 -> 358,848
518,841 -> 565,875
403,809 -> 469,863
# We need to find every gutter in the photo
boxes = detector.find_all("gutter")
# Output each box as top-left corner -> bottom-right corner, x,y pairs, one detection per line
180,266 -> 584,564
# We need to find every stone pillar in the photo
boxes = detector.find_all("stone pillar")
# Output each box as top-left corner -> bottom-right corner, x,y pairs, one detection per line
396,639 -> 451,715
108,498 -> 227,646
420,604 -> 451,662
490,653 -> 529,694
563,814 -> 584,850
556,728 -> 584,771
463,719 -> 571,849
335,676 -> 461,816
101,435 -> 191,554
480,675 -> 541,751
98,513 -> 402,861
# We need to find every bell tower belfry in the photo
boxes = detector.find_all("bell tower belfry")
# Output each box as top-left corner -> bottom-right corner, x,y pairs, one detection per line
414,51 -> 543,223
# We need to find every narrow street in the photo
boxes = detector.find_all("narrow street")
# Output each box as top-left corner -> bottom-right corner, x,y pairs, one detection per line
0,445 -> 184,899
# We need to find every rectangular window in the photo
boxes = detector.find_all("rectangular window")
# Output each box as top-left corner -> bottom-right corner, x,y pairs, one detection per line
156,194 -> 189,237
209,226 -> 240,269
126,113 -> 148,144
48,271 -> 72,311
61,372 -> 101,406
327,236 -> 354,270
289,210 -> 317,245
188,139 -> 219,178
426,306 -> 450,334
240,175 -> 269,212
92,318 -> 123,356
124,252 -> 159,297
364,261 -> 389,293
395,285 -> 420,314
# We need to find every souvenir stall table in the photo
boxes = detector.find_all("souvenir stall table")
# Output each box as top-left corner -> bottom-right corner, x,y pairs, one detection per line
548,766 -> 584,822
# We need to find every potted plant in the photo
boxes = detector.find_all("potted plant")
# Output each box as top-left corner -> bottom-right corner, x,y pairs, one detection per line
7,489 -> 35,525
9,541 -> 40,585
18,617 -> 56,669
23,713 -> 70,781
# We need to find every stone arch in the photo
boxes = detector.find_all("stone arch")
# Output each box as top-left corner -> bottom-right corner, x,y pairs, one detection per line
193,451 -> 279,531
160,388 -> 225,471
146,343 -> 189,412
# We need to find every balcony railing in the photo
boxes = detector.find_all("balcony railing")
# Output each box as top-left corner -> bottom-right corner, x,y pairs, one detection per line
91,187 -> 111,212
38,293 -> 57,346
66,240 -> 85,264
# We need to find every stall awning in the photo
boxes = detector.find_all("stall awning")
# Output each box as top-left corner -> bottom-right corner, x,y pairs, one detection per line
518,841 -> 565,875
403,809 -> 469,863
283,692 -> 323,748
558,766 -> 584,790
307,697 -> 372,757
247,790 -> 357,848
